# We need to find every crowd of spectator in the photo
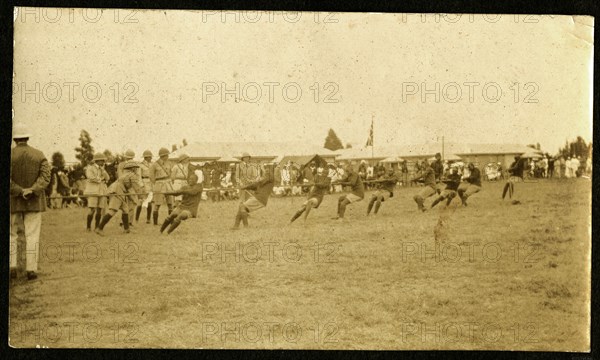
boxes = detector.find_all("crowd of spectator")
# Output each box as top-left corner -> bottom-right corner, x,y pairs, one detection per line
45,152 -> 592,209
527,154 -> 591,179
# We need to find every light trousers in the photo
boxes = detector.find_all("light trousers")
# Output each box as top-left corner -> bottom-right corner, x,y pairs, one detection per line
10,212 -> 42,272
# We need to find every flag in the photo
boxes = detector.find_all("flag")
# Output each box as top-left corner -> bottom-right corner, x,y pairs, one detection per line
365,118 -> 374,147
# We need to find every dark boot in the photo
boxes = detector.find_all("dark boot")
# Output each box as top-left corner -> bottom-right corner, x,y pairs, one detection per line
241,211 -> 249,227
167,205 -> 173,215
94,211 -> 102,229
160,216 -> 174,233
153,211 -> 159,225
367,197 -> 376,215
122,214 -> 130,233
86,213 -> 93,230
373,199 -> 381,214
167,219 -> 181,234
135,206 -> 142,222
502,183 -> 510,199
95,214 -> 113,235
430,196 -> 443,209
290,207 -> 305,223
146,204 -> 152,223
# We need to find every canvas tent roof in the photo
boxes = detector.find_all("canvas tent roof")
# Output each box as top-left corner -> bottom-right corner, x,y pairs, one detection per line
217,156 -> 240,163
171,141 -> 338,160
428,154 -> 462,161
335,143 -> 544,160
381,156 -> 403,163
280,155 -> 329,169
521,151 -> 543,158
336,147 -> 386,161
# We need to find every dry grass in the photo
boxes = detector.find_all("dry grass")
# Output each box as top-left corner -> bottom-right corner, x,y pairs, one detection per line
9,179 -> 591,350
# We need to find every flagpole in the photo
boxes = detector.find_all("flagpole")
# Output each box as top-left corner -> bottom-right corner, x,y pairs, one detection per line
442,135 -> 445,161
371,114 -> 374,160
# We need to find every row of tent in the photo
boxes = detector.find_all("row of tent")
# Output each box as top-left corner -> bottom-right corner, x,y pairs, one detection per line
207,151 -> 544,168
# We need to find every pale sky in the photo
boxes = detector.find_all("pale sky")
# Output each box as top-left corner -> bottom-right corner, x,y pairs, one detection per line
12,9 -> 593,162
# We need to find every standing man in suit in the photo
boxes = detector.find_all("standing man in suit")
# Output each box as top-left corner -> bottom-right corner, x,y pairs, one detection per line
10,123 -> 51,280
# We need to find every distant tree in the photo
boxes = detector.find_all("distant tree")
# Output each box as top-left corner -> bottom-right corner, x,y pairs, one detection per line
559,136 -> 592,159
172,144 -> 178,152
345,143 -> 353,149
559,140 -> 569,158
182,138 -> 188,147
527,144 -> 537,149
74,130 -> 95,167
536,143 -> 541,150
324,129 -> 344,151
51,152 -> 65,170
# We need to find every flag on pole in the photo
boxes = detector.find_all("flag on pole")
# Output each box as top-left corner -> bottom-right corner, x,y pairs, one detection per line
365,118 -> 374,147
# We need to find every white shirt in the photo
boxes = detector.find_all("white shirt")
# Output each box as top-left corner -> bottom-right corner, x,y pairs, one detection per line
194,169 -> 204,185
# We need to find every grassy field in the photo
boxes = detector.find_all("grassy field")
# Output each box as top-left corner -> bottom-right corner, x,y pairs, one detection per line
9,179 -> 591,350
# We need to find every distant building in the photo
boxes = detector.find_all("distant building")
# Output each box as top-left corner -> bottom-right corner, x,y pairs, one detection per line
170,141 -> 544,171
335,143 -> 544,169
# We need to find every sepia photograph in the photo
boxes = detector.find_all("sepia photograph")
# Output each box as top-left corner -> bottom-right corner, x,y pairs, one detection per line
9,8 -> 593,351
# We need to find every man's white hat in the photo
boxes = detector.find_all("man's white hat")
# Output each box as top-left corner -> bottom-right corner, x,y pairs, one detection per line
12,123 -> 31,139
